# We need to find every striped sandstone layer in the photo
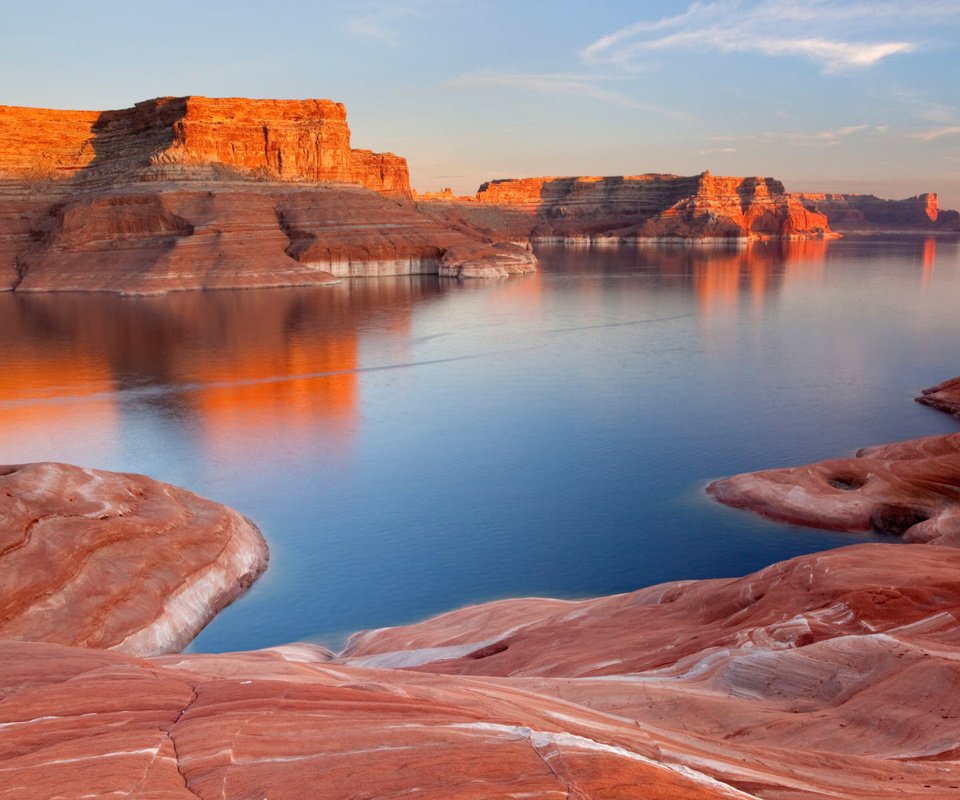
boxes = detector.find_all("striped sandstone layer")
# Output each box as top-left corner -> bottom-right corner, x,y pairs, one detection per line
0,462 -> 267,656
0,97 -> 535,292
419,172 -> 836,242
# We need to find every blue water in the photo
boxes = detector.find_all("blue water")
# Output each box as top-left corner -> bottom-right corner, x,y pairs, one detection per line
1,236 -> 957,652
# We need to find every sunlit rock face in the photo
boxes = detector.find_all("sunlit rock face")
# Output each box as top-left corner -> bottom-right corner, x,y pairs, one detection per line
0,97 -> 535,292
419,172 -> 836,242
0,462 -> 267,655
796,192 -> 960,232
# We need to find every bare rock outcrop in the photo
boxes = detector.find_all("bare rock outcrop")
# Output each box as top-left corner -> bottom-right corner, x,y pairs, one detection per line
917,375 -> 960,418
0,462 -> 267,655
796,191 -> 960,232
707,376 -> 960,545
5,539 -> 960,798
420,172 -> 836,242
0,97 -> 535,292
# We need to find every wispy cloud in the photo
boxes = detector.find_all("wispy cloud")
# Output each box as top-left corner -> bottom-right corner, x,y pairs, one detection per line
912,125 -> 960,142
713,123 -> 884,145
448,72 -> 683,117
347,3 -> 421,46
581,1 -> 941,73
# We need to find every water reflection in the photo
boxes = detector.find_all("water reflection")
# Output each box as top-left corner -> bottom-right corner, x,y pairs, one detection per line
0,278 -> 447,465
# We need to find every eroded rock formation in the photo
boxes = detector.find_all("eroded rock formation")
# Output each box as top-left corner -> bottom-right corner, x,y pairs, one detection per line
419,172 -> 836,242
0,97 -> 535,292
0,462 -> 267,655
707,377 -> 960,545
796,192 -> 960,232
5,538 -> 960,798
917,375 -> 960,418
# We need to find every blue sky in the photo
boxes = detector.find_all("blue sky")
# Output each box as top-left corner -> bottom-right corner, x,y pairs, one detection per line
2,0 -> 959,206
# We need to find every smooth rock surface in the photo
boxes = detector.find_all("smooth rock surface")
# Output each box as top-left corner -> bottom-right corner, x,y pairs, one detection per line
706,432 -> 960,544
5,540 -> 960,798
917,375 -> 960,418
0,462 -> 267,655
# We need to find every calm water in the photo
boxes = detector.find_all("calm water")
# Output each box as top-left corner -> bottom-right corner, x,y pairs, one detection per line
2,236 -> 958,653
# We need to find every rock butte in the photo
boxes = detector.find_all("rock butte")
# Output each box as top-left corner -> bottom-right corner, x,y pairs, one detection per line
0,462 -> 267,656
0,97 -> 535,293
417,174 -> 959,245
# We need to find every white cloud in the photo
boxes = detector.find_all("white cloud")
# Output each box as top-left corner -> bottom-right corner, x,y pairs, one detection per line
448,72 -> 682,117
581,1 -> 927,73
912,125 -> 960,142
712,123 -> 883,145
347,3 -> 421,46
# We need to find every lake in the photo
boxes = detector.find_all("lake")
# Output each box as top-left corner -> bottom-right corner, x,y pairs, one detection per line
2,236 -> 957,653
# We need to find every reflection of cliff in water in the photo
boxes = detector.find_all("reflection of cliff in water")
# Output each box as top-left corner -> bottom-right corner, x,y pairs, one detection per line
0,278 -> 445,461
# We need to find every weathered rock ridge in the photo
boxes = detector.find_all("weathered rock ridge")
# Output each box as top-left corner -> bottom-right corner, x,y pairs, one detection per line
0,97 -> 535,293
419,172 -> 837,242
0,462 -> 267,656
796,191 -> 960,233
708,376 -> 960,545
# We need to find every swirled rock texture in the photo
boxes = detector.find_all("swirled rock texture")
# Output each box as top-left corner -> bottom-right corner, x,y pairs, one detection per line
0,97 -> 535,292
5,540 -> 960,798
0,462 -> 267,655
420,172 -> 836,242
706,372 -> 960,545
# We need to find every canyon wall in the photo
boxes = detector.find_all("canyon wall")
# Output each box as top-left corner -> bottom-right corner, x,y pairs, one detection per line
0,96 -> 409,192
420,171 -> 835,242
796,191 -> 960,232
0,97 -> 534,292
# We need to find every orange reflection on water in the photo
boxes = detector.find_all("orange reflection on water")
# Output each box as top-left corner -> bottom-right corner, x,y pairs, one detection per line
922,238 -> 936,286
0,281 -> 441,467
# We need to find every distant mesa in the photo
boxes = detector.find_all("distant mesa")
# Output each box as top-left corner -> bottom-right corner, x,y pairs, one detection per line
417,172 -> 959,244
1,95 -> 957,294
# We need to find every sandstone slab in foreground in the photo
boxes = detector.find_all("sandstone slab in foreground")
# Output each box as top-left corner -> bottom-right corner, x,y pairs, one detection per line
4,541 -> 960,798
0,462 -> 267,655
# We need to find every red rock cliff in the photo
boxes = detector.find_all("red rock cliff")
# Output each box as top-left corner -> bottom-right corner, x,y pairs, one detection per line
796,191 -> 960,231
422,172 -> 835,241
0,96 -> 410,193
0,97 -> 535,292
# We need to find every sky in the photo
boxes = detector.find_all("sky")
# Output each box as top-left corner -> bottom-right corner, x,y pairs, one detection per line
2,0 -> 959,206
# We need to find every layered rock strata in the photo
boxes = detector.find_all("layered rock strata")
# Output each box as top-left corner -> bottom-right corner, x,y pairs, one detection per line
420,172 -> 836,242
797,192 -> 960,232
707,377 -> 960,544
0,97 -> 535,292
5,540 -> 960,798
0,462 -> 267,655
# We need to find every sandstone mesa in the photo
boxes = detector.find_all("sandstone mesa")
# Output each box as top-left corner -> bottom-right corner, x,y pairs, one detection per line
2,95 -> 957,294
0,96 -> 535,294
